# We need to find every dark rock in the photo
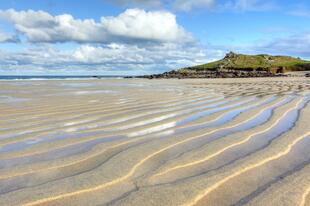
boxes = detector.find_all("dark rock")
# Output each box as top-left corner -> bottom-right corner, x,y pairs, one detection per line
131,68 -> 279,79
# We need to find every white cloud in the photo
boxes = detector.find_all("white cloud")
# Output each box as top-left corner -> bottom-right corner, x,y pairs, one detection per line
100,9 -> 191,42
0,43 -> 225,74
173,0 -> 215,11
0,30 -> 19,43
0,9 -> 192,44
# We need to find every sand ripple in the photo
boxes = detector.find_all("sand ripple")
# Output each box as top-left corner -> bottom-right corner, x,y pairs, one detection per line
0,78 -> 309,206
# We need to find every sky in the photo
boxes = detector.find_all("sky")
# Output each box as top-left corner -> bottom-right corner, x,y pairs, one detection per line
0,0 -> 310,75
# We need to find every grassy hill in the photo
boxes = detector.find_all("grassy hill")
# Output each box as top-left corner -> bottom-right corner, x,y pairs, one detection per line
182,52 -> 310,74
132,52 -> 310,78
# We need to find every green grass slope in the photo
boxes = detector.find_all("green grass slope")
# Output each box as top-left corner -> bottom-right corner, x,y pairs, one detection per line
183,52 -> 310,73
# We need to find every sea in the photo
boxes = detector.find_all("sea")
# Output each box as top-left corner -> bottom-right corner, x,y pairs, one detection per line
0,76 -> 125,80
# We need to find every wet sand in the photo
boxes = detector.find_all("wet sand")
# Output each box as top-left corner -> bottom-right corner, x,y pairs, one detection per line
0,77 -> 309,206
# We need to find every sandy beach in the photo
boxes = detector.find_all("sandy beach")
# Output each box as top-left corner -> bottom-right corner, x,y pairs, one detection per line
0,77 -> 309,206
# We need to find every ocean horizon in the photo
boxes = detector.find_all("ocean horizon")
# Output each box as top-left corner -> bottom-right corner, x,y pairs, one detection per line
0,75 -> 126,80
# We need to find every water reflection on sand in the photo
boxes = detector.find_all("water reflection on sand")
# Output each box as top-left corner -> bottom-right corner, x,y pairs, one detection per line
0,78 -> 309,206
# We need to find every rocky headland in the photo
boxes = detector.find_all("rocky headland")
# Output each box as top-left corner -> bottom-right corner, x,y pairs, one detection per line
128,52 -> 310,79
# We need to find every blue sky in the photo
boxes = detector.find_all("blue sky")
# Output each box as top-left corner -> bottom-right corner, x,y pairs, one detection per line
0,0 -> 310,75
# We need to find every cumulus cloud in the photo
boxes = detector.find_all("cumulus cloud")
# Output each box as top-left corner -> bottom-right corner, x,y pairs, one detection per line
173,0 -> 215,11
100,9 -> 192,42
0,43 -> 225,74
0,30 -> 19,43
0,9 -> 192,44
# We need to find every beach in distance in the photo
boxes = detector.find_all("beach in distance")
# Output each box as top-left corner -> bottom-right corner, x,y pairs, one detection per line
0,77 -> 310,206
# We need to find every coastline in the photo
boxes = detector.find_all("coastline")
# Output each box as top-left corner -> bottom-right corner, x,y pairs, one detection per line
126,71 -> 310,79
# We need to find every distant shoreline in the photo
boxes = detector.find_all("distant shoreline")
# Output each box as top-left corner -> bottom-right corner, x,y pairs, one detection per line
126,71 -> 310,79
